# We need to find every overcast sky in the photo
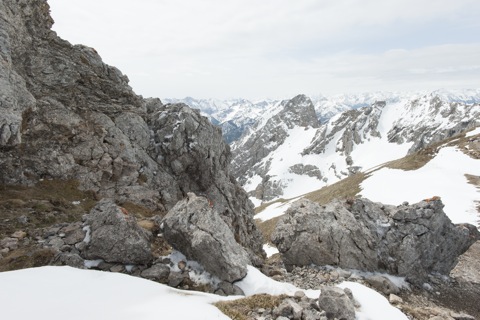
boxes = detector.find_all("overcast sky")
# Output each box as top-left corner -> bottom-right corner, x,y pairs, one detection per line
48,0 -> 480,100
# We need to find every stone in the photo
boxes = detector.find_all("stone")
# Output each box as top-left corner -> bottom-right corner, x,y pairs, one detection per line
110,265 -> 124,273
0,237 -> 18,250
83,199 -> 153,265
63,227 -> 85,245
163,193 -> 250,282
168,271 -> 186,287
365,275 -> 400,295
389,294 -> 403,305
302,309 -> 325,320
52,252 -> 85,268
215,281 -> 245,296
140,264 -> 170,283
317,286 -> 355,320
272,198 -> 479,284
450,312 -> 475,320
11,230 -> 27,239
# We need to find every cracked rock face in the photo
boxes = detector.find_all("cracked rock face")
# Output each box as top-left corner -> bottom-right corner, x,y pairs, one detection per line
83,199 -> 153,265
272,198 -> 479,284
0,0 -> 264,264
162,193 -> 250,282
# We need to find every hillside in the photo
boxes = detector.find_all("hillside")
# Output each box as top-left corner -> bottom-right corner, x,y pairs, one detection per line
231,93 -> 480,205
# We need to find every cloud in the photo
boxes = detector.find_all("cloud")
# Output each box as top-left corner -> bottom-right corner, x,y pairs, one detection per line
48,0 -> 480,99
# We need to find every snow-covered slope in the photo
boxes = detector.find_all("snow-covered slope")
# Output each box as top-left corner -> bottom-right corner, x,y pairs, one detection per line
0,265 -> 408,320
232,91 -> 480,204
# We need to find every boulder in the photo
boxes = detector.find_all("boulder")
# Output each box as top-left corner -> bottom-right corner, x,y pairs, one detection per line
83,199 -> 153,265
162,193 -> 250,282
272,198 -> 479,284
317,286 -> 355,320
140,264 -> 170,283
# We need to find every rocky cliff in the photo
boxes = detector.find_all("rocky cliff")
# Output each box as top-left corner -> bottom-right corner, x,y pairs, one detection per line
0,0 -> 264,264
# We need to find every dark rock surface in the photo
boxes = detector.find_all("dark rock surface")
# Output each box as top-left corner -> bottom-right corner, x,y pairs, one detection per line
162,193 -> 250,282
272,198 -> 479,284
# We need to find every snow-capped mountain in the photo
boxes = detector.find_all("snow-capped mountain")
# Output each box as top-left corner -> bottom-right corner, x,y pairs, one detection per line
231,91 -> 480,204
164,89 -> 480,144
163,97 -> 277,143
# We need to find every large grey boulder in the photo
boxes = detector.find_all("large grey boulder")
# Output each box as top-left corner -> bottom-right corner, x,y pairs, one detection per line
162,193 -> 250,282
83,199 -> 153,265
318,286 -> 355,320
272,198 -> 479,284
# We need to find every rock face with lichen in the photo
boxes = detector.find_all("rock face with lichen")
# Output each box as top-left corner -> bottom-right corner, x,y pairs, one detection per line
162,193 -> 250,282
0,0 -> 264,266
272,198 -> 479,284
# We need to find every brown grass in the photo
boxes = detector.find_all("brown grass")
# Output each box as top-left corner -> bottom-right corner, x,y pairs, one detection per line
303,172 -> 366,205
214,294 -> 287,320
255,216 -> 282,244
120,201 -> 164,219
0,179 -> 97,238
0,247 -> 56,272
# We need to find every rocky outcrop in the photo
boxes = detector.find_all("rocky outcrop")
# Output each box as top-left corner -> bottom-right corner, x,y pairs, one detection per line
0,0 -> 264,264
272,198 -> 479,284
162,193 -> 250,282
83,199 -> 153,264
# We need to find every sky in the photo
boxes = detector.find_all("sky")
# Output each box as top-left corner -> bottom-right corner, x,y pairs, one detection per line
48,0 -> 480,100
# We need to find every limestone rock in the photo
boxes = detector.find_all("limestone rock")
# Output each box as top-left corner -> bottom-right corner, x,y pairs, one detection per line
317,286 -> 355,320
83,199 -> 153,265
215,281 -> 245,296
365,275 -> 400,295
0,0 -> 264,266
140,264 -> 170,283
162,193 -> 250,282
272,198 -> 479,284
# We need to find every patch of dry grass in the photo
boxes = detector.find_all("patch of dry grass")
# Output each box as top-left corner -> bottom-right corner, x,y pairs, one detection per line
303,172 -> 366,205
0,179 -> 97,238
119,201 -> 164,219
214,294 -> 287,320
0,247 -> 56,272
255,216 -> 282,244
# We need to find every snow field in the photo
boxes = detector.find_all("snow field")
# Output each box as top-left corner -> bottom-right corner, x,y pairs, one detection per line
361,147 -> 480,226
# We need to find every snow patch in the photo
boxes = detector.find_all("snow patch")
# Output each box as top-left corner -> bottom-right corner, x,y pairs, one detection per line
361,147 -> 480,226
263,243 -> 279,258
338,281 -> 408,320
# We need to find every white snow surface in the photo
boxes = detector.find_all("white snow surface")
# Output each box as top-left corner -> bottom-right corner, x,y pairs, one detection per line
255,198 -> 297,222
0,266 -> 230,320
237,266 -> 408,318
338,282 -> 409,320
1,265 -> 409,320
361,147 -> 480,226
263,243 -> 279,258
466,126 -> 480,137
